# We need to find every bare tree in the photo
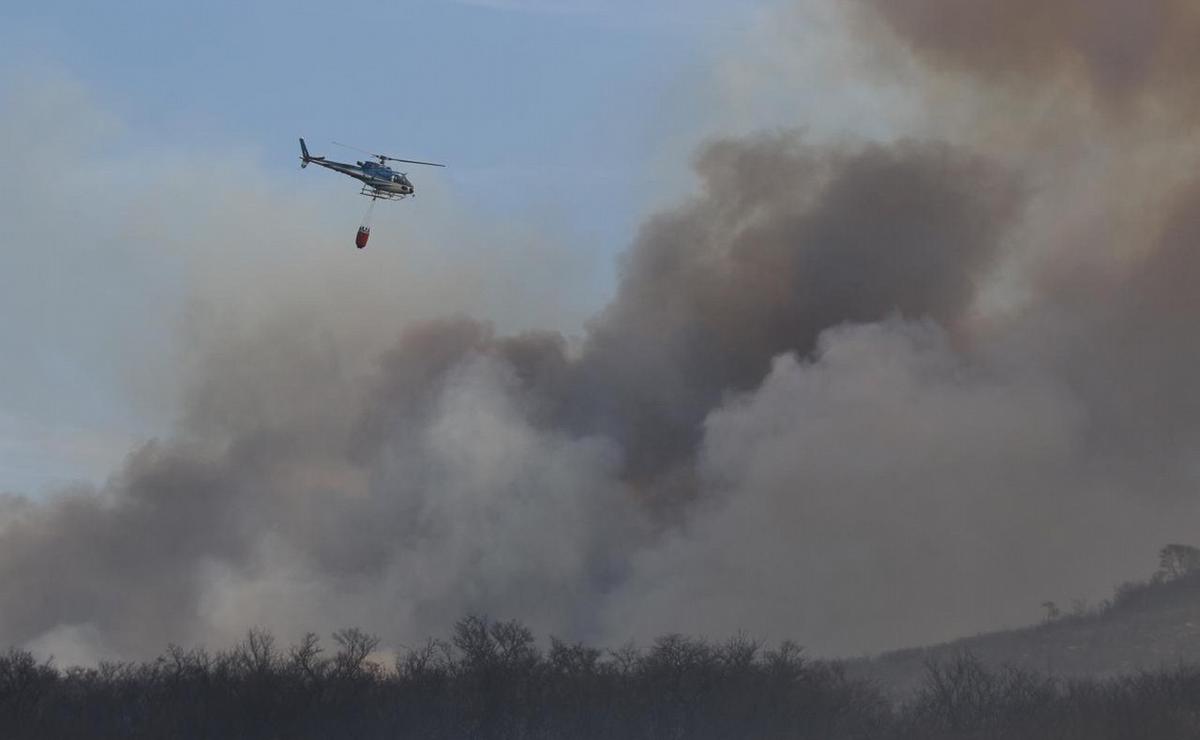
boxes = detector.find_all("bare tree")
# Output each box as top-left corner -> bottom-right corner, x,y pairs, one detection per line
1156,543 -> 1200,581
330,627 -> 380,679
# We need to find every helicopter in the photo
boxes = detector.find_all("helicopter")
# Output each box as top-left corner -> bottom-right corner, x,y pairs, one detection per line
299,138 -> 444,200
299,138 -> 444,248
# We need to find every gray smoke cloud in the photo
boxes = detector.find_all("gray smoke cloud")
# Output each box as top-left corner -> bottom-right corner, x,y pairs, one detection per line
855,0 -> 1200,114
573,136 -> 1018,485
7,0 -> 1200,662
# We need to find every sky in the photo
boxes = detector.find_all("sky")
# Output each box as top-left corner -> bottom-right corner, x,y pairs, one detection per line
0,0 -> 772,495
4,0 -> 747,234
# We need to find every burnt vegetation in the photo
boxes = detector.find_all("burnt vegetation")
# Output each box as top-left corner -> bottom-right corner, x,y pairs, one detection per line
4,614 -> 1200,739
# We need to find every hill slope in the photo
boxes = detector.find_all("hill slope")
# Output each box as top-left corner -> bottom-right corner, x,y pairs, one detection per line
849,570 -> 1200,696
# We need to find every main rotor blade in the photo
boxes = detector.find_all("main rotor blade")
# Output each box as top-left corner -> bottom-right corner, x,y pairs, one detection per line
332,141 -> 381,158
332,141 -> 445,167
383,156 -> 445,168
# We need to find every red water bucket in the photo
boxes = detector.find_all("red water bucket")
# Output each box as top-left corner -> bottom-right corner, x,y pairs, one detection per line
355,226 -> 370,249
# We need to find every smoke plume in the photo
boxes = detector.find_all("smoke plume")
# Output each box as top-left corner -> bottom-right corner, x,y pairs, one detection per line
7,0 -> 1200,660
857,0 -> 1200,114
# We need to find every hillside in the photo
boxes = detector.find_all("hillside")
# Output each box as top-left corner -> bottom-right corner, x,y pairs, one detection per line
850,564 -> 1200,697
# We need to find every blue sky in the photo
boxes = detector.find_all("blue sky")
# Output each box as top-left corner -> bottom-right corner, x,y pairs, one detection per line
4,0 -> 759,247
0,0 -> 789,495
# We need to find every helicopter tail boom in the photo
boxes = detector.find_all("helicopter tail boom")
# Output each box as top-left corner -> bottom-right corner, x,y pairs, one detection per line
298,138 -> 325,168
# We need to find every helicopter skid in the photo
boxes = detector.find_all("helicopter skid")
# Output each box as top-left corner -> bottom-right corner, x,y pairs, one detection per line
359,185 -> 410,201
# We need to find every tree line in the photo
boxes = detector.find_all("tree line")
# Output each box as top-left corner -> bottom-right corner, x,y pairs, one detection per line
2,614 -> 1200,739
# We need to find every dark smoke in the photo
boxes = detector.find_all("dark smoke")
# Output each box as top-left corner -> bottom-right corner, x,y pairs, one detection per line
857,0 -> 1200,113
574,136 -> 1017,483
